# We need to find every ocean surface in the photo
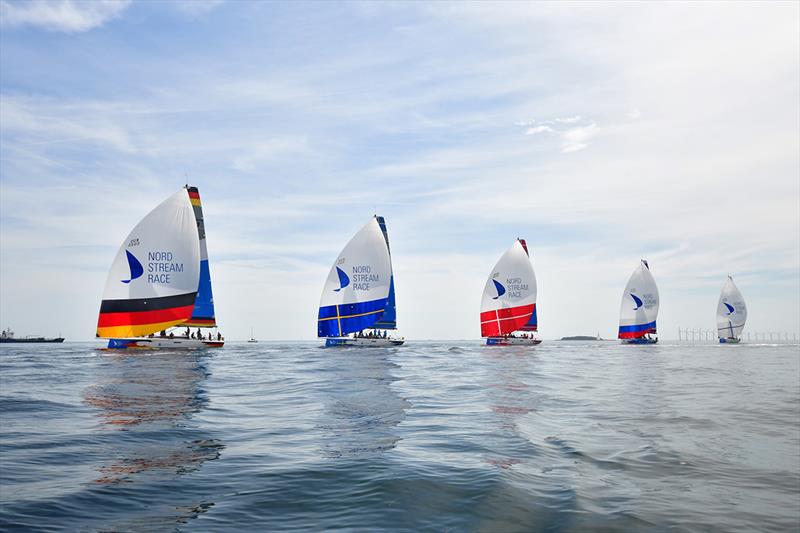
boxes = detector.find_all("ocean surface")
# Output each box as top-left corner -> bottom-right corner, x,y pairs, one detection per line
1,341 -> 798,532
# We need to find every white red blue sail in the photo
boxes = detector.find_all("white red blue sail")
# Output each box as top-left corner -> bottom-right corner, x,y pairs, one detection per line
618,260 -> 659,339
480,239 -> 538,337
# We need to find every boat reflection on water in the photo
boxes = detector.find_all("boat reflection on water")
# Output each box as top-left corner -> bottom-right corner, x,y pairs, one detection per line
83,350 -> 223,485
317,349 -> 409,459
482,347 -> 538,470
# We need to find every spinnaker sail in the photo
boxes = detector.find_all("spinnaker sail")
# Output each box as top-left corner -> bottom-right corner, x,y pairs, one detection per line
96,189 -> 201,338
717,276 -> 747,341
317,217 -> 393,337
618,260 -> 659,340
480,239 -> 538,337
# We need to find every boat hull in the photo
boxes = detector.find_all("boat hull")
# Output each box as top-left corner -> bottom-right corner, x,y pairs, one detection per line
486,337 -> 542,346
105,337 -> 224,349
0,338 -> 64,343
719,337 -> 741,344
621,337 -> 658,345
325,337 -> 405,347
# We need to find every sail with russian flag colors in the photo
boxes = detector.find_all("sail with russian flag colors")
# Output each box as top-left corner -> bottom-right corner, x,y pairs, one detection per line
317,217 -> 393,338
618,260 -> 659,340
96,189 -> 200,339
183,186 -> 217,327
480,239 -> 538,337
717,276 -> 747,342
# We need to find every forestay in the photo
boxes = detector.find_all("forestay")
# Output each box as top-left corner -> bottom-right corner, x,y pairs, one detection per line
480,239 -> 537,337
717,276 -> 747,339
317,217 -> 392,337
618,260 -> 659,339
97,189 -> 201,338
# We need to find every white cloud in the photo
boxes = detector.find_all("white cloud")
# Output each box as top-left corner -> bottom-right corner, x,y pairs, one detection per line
524,125 -> 553,135
0,0 -> 131,33
560,122 -> 597,153
555,115 -> 581,124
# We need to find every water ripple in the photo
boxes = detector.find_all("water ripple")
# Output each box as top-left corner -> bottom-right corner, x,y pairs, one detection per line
0,341 -> 798,531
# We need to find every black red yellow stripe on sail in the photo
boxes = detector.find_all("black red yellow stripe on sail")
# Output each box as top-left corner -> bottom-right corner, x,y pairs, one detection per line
96,292 -> 197,338
187,187 -> 202,207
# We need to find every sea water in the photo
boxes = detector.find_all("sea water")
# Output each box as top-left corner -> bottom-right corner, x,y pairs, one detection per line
0,341 -> 798,532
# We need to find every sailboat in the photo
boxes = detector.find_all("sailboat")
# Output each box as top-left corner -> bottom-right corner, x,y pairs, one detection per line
481,239 -> 541,346
717,275 -> 747,344
248,327 -> 258,343
318,216 -> 404,347
618,259 -> 659,344
96,186 -> 224,349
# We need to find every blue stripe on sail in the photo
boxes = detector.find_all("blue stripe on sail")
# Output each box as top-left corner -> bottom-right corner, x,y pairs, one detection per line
318,297 -> 387,337
190,259 -> 215,321
618,321 -> 657,333
371,276 -> 396,329
518,304 -> 538,331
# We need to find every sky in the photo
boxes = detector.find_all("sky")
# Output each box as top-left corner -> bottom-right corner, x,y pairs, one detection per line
1,0 -> 798,341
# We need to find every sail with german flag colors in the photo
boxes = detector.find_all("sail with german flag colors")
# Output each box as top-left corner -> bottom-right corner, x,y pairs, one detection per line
480,239 -> 538,338
618,260 -> 659,343
96,189 -> 200,339
183,186 -> 217,327
317,217 -> 393,339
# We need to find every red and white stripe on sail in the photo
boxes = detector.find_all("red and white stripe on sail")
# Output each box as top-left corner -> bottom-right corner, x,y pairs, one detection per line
480,239 -> 538,337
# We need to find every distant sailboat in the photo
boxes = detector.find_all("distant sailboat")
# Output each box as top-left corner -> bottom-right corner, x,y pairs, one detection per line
248,327 -> 258,343
96,186 -> 224,349
481,239 -> 541,346
717,276 -> 747,344
318,216 -> 404,347
618,260 -> 659,344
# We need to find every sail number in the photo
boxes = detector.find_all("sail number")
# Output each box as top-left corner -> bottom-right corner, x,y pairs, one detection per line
128,238 -> 140,247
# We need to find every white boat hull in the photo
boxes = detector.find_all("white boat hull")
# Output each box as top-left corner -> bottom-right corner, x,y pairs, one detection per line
325,337 -> 405,347
486,337 -> 542,346
105,337 -> 224,349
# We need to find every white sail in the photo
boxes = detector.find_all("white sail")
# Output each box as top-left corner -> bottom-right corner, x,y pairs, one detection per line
618,260 -> 659,338
317,217 -> 392,337
717,276 -> 747,339
97,189 -> 201,338
480,239 -> 537,337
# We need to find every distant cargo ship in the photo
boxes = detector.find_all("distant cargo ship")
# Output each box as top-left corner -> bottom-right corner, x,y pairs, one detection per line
1,328 -> 64,343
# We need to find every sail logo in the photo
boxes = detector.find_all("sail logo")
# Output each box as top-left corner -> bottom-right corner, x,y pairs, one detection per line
504,277 -> 528,299
723,302 -> 735,315
351,265 -> 379,291
630,293 -> 643,310
121,250 -> 144,284
333,266 -> 350,292
146,251 -> 184,284
492,279 -> 506,299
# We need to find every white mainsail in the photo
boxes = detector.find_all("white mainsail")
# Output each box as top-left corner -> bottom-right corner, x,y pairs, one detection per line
717,276 -> 747,340
480,239 -> 537,337
618,260 -> 659,339
317,217 -> 392,337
